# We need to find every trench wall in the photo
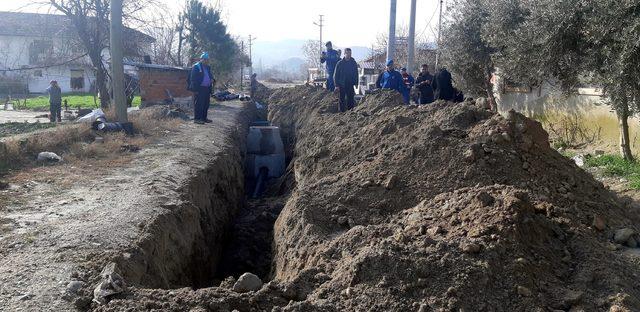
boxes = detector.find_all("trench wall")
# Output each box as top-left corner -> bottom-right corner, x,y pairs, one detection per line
113,105 -> 252,289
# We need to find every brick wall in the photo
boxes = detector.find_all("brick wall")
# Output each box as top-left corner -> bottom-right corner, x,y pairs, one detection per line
138,67 -> 191,105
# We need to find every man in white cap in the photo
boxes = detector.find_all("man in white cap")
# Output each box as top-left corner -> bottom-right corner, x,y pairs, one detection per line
188,52 -> 215,124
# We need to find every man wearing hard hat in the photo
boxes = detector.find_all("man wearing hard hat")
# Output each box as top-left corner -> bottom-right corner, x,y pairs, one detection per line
188,52 -> 215,124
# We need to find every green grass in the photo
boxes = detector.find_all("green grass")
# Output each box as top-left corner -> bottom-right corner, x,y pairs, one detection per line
20,92 -> 141,111
0,122 -> 57,138
585,154 -> 640,189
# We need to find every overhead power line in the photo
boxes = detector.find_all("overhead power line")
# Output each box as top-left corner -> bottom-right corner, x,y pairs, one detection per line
0,54 -> 89,73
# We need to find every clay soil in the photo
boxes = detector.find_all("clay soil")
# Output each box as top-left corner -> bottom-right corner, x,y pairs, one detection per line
95,86 -> 640,312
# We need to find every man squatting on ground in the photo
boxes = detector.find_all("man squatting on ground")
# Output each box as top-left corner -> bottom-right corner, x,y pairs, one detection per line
333,48 -> 359,112
46,80 -> 62,123
320,41 -> 341,92
189,52 -> 215,124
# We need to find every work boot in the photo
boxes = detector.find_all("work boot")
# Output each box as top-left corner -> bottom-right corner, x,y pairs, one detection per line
205,119 -> 213,123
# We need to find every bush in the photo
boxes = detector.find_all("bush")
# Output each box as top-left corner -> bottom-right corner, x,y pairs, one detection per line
539,111 -> 601,149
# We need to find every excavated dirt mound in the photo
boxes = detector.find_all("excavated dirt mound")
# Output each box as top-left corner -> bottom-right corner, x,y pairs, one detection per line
95,85 -> 640,312
265,85 -> 640,311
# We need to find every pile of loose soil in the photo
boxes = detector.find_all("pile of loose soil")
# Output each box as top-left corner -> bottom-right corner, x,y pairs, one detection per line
265,85 -> 640,311
252,81 -> 274,103
96,86 -> 640,312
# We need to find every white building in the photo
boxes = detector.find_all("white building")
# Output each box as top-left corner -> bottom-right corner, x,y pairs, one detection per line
0,11 -> 153,95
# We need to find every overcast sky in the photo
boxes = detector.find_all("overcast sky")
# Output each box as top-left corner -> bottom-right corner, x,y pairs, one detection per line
0,0 -> 442,47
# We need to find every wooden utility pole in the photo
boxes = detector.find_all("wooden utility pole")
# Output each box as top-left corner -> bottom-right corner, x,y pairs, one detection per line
248,35 -> 255,77
110,0 -> 127,122
240,40 -> 244,91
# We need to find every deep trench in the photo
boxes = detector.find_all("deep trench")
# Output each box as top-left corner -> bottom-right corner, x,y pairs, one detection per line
119,110 -> 291,290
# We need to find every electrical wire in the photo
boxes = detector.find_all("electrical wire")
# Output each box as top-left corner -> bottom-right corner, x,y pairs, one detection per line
417,0 -> 441,39
0,53 -> 89,72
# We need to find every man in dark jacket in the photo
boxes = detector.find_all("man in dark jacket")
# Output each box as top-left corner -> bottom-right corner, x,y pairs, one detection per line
333,48 -> 359,112
189,52 -> 215,124
400,67 -> 414,104
320,41 -> 341,92
46,80 -> 62,122
432,67 -> 455,101
415,64 -> 434,104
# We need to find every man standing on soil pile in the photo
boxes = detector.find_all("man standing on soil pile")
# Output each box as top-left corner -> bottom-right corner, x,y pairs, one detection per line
415,64 -> 435,104
376,60 -> 406,96
400,67 -> 415,104
320,41 -> 341,92
46,80 -> 62,123
432,67 -> 455,101
188,52 -> 215,124
333,48 -> 359,112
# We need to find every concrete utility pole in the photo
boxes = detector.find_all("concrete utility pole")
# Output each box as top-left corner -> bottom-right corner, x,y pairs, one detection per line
435,0 -> 444,69
313,15 -> 324,63
407,0 -> 417,73
110,0 -> 127,122
248,35 -> 255,76
387,0 -> 397,62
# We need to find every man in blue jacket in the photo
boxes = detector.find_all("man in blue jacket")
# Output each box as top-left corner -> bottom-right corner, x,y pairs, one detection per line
376,60 -> 405,96
189,52 -> 215,124
320,41 -> 341,91
333,48 -> 359,112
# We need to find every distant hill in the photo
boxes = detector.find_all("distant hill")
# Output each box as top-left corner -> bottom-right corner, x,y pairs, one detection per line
253,39 -> 372,69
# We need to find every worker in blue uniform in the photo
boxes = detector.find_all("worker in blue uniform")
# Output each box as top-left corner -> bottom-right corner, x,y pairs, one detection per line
320,41 -> 341,91
376,60 -> 406,97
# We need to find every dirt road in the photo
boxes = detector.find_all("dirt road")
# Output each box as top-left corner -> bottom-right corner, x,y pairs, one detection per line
0,101 -> 250,311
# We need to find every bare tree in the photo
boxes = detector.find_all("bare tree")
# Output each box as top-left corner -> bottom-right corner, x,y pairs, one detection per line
302,40 -> 322,70
45,0 -> 158,108
374,26 -> 436,73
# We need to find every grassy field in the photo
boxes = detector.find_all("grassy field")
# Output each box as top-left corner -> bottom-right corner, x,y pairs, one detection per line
18,93 -> 141,111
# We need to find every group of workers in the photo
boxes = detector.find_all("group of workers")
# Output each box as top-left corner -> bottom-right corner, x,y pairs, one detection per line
321,41 -> 459,112
186,42 -> 461,122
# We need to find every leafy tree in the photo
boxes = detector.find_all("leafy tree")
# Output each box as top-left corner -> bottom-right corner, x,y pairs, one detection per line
441,0 -> 497,108
182,0 -> 247,82
584,0 -> 640,161
445,0 -> 640,160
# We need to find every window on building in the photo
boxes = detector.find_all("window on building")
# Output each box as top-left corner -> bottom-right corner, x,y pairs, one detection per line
70,69 -> 84,90
29,40 -> 53,64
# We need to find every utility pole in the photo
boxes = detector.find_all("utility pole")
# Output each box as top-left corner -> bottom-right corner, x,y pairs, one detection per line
407,0 -> 417,73
313,15 -> 324,58
435,0 -> 444,69
314,14 -> 324,78
248,35 -> 255,77
387,0 -> 397,62
240,40 -> 244,91
110,0 -> 127,122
